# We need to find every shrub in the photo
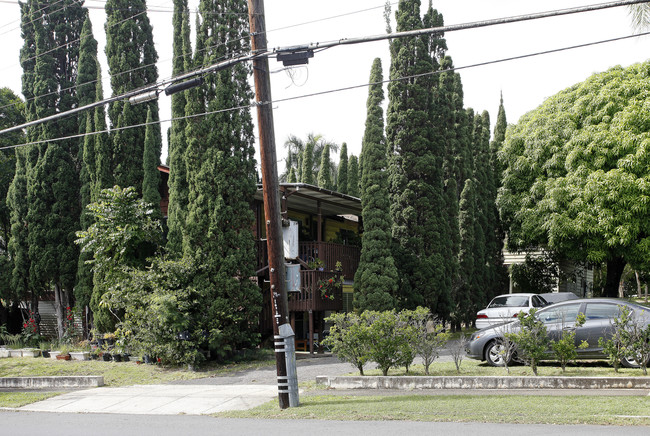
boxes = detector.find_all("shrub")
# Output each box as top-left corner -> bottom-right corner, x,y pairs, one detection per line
506,309 -> 548,375
323,312 -> 370,375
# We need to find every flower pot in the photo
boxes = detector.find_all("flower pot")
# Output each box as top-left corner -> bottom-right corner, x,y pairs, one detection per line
56,354 -> 71,361
70,351 -> 90,361
21,348 -> 41,358
113,353 -> 123,362
102,353 -> 112,361
41,350 -> 50,358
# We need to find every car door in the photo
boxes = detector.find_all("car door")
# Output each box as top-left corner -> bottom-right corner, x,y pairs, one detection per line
537,302 -> 582,345
575,302 -> 622,357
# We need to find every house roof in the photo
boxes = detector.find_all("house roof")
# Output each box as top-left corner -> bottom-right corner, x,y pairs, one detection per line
255,183 -> 362,217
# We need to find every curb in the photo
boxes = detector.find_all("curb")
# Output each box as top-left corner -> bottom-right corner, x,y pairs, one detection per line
0,376 -> 104,389
316,375 -> 650,390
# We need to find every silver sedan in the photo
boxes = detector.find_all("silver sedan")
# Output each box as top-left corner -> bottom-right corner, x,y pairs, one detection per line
466,298 -> 650,367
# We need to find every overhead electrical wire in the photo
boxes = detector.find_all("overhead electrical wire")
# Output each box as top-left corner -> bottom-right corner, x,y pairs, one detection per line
0,0 -> 647,137
0,1 -> 393,113
2,29 -> 648,151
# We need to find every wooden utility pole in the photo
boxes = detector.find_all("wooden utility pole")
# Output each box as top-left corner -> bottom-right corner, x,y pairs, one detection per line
248,0 -> 291,409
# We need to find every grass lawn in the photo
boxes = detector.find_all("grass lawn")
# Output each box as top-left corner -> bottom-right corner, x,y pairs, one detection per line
0,392 -> 60,407
219,393 -> 650,426
0,352 -> 276,387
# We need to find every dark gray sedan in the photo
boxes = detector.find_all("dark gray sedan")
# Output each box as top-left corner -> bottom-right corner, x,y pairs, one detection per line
466,298 -> 650,367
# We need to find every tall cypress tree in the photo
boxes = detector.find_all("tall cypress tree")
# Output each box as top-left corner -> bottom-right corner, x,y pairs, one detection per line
317,144 -> 333,190
20,0 -> 85,336
183,0 -> 261,350
166,0 -> 193,254
75,16 -> 99,311
354,58 -> 397,311
347,155 -> 359,197
387,0 -> 448,315
301,140 -> 315,184
337,142 -> 349,194
142,107 -> 161,215
105,0 -> 160,192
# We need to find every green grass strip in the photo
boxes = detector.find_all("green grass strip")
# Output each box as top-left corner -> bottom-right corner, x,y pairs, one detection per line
220,394 -> 650,426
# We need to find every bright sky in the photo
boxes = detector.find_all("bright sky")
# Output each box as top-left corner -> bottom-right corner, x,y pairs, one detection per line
0,0 -> 648,168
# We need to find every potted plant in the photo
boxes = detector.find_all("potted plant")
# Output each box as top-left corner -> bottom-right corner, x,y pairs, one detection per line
56,346 -> 71,361
308,258 -> 325,271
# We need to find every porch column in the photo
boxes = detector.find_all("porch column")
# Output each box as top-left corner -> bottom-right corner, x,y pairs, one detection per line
317,201 -> 322,242
308,309 -> 314,354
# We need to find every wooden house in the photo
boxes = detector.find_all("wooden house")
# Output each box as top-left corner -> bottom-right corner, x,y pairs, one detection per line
253,183 -> 361,353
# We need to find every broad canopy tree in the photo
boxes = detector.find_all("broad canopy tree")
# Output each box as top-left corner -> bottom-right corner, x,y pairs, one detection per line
498,61 -> 650,297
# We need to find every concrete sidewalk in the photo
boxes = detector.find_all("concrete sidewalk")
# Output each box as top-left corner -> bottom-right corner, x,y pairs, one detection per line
17,384 -> 279,415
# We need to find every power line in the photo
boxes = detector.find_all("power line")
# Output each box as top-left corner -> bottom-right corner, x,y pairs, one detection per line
3,29 -> 648,151
1,0 -> 647,136
0,2 -> 391,113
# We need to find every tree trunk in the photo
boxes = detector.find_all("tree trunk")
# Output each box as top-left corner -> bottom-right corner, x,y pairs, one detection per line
603,257 -> 626,298
635,271 -> 642,298
54,283 -> 64,339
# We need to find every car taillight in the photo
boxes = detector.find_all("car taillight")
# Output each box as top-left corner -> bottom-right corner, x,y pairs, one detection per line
476,314 -> 488,319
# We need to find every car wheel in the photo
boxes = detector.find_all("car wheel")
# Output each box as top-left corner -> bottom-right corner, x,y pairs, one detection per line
485,340 -> 511,367
621,356 -> 646,368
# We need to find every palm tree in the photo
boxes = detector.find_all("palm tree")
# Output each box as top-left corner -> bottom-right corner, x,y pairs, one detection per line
281,133 -> 340,184
629,3 -> 650,30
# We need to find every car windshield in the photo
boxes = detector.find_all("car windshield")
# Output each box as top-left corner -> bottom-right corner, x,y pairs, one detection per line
488,296 -> 529,308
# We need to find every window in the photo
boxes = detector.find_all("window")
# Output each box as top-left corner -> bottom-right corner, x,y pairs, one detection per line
584,303 -> 623,320
538,303 -> 580,324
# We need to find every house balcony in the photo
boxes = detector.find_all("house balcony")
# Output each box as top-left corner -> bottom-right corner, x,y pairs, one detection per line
256,241 -> 360,279
256,241 -> 359,312
289,270 -> 343,312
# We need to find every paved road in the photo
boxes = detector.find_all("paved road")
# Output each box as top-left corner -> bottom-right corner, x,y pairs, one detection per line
1,412 -> 649,436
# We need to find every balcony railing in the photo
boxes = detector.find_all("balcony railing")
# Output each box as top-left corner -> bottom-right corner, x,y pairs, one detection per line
288,270 -> 343,312
256,241 -> 359,277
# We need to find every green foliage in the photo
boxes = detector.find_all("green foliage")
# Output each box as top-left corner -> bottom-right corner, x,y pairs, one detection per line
337,142 -> 349,194
599,305 -> 650,374
105,0 -> 160,192
106,257 -> 205,366
317,143 -> 333,190
363,310 -> 413,376
301,139 -> 315,184
76,186 -> 163,333
322,312 -> 371,375
498,61 -> 650,297
403,307 -> 449,375
355,58 -> 398,311
510,252 -> 562,294
347,155 -> 359,197
506,309 -> 549,375
551,312 -> 587,372
142,107 -> 162,216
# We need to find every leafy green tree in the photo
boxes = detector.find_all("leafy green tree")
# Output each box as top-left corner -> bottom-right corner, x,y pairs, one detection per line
105,0 -> 160,192
498,62 -> 650,297
317,143 -> 333,189
551,312 -> 587,372
506,309 -> 548,376
347,155 -> 359,197
404,307 -> 449,375
355,58 -> 397,311
456,178 -> 476,328
76,186 -> 163,333
510,252 -> 563,294
166,0 -> 193,255
283,133 -> 338,183
364,310 -> 413,376
323,312 -> 371,375
337,142 -> 349,194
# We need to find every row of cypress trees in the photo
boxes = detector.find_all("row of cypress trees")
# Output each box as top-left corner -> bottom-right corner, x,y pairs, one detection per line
3,0 -> 260,349
354,0 -> 509,327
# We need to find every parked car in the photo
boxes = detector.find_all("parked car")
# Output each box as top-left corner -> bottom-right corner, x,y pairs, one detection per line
466,298 -> 650,367
475,293 -> 548,329
539,292 -> 579,304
